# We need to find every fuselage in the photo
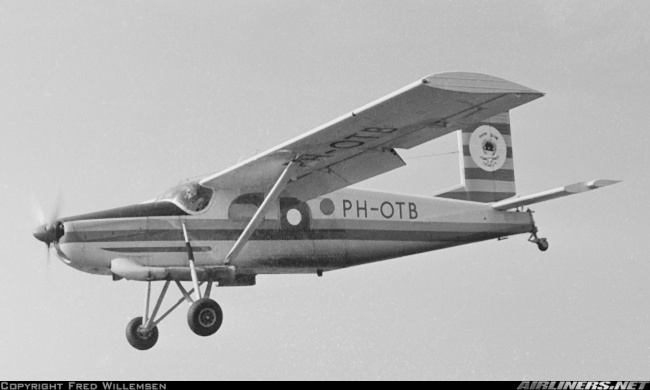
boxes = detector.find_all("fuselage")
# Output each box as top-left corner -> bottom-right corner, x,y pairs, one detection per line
51,187 -> 534,280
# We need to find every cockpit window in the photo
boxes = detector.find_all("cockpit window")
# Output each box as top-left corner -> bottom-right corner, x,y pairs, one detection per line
157,182 -> 213,213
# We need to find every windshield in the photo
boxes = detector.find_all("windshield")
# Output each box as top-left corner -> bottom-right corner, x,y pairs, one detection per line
157,182 -> 214,213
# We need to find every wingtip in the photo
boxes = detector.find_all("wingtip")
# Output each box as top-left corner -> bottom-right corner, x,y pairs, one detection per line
565,179 -> 621,193
588,179 -> 622,188
422,71 -> 544,95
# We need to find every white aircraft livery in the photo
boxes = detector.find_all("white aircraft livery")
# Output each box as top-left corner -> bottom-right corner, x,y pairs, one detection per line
33,72 -> 619,350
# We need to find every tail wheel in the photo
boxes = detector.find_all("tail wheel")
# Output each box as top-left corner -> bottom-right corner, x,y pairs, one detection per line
537,239 -> 549,252
126,317 -> 159,350
187,298 -> 223,337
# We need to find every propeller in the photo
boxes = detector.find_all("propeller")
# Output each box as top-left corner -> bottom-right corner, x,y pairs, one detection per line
31,192 -> 64,265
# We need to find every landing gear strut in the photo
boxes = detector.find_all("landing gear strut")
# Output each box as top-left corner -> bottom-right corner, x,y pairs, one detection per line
125,221 -> 228,350
125,279 -> 223,350
526,209 -> 549,252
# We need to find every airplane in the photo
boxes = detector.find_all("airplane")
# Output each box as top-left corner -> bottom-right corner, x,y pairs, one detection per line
32,72 -> 619,350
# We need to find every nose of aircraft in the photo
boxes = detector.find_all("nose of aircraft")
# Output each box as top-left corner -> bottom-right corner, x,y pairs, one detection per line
33,224 -> 52,244
33,223 -> 63,244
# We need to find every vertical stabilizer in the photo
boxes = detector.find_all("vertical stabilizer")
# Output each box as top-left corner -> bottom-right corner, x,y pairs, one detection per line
436,112 -> 516,202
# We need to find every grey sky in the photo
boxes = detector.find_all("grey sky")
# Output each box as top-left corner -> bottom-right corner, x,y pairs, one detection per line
0,0 -> 648,380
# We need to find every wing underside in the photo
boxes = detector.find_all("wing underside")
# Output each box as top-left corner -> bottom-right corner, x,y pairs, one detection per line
200,72 -> 544,200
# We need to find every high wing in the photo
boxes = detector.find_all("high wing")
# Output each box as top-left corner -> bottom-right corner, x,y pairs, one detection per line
200,72 -> 544,200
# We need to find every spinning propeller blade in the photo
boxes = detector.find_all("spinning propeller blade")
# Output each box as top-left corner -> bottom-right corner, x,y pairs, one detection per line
31,192 -> 64,267
29,193 -> 46,226
47,192 -> 62,228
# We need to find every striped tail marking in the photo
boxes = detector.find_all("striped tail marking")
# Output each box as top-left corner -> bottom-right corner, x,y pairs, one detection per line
436,112 -> 516,203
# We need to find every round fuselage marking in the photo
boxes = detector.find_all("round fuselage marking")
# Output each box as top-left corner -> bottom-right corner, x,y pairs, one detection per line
319,198 -> 335,215
286,208 -> 302,226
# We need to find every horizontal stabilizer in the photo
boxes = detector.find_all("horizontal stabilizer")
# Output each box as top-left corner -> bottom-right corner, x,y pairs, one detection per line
492,179 -> 620,211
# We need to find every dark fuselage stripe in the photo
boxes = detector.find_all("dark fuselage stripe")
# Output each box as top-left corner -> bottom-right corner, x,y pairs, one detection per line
62,226 -> 528,244
102,246 -> 212,253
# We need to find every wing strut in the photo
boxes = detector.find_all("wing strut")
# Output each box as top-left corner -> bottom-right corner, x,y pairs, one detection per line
225,160 -> 297,265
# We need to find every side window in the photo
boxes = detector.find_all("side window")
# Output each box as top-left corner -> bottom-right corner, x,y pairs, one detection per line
228,193 -> 264,221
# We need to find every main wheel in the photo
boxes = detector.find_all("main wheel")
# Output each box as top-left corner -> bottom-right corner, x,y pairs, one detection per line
126,317 -> 159,350
187,298 -> 223,337
537,239 -> 549,252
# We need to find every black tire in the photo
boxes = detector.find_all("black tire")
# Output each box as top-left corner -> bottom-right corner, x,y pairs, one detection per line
125,316 -> 159,350
187,298 -> 223,337
538,239 -> 549,252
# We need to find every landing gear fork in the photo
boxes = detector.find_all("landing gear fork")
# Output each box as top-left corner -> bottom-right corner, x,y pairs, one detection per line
527,210 -> 549,252
125,278 -> 223,350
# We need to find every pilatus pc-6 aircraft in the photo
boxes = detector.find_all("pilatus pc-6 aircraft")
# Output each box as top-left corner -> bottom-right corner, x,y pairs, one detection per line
33,72 -> 619,350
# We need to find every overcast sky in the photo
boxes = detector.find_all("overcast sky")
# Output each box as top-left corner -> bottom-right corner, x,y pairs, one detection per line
1,0 -> 648,380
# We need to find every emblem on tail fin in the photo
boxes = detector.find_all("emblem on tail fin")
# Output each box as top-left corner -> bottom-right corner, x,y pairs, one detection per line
469,125 -> 507,172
